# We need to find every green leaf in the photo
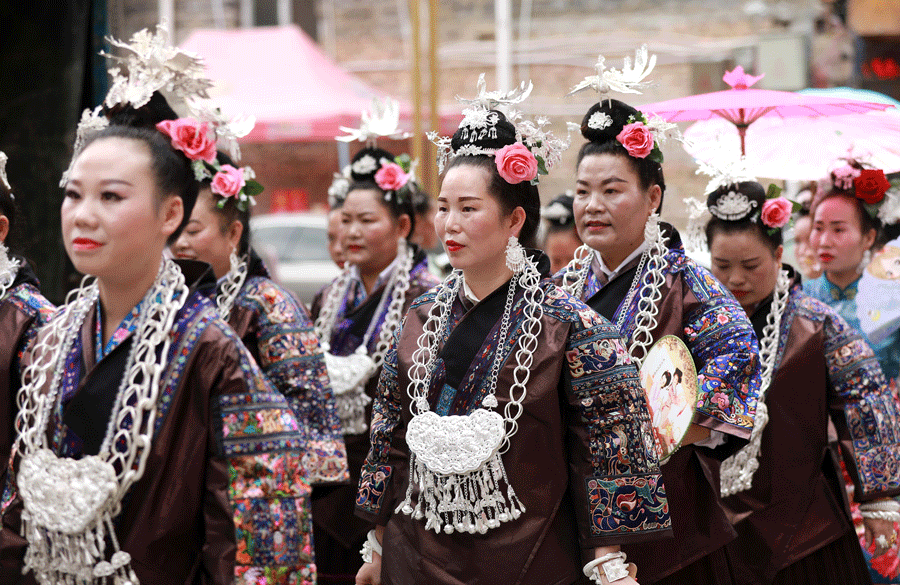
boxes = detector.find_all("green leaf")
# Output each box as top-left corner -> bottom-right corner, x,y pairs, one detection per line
192,160 -> 211,182
864,202 -> 880,218
243,180 -> 264,196
648,145 -> 664,165
536,155 -> 548,176
790,200 -> 802,214
216,199 -> 226,209
394,153 -> 411,172
765,183 -> 783,200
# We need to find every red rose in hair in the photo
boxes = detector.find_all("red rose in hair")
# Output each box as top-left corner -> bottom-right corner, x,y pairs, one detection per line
854,169 -> 890,205
616,122 -> 655,159
156,118 -> 217,163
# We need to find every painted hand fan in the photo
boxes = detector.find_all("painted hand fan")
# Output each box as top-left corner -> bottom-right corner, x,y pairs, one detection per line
857,237 -> 900,344
639,335 -> 699,463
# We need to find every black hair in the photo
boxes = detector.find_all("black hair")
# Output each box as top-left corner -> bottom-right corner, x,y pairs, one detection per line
543,193 -> 578,237
704,181 -> 783,254
576,99 -> 666,212
202,151 -> 251,256
78,92 -> 198,244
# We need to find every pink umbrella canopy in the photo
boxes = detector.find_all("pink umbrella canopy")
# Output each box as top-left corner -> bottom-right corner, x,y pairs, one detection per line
638,67 -> 893,154
684,108 -> 900,181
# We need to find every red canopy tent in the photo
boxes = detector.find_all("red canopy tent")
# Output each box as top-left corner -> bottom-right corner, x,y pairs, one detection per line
180,25 -> 454,143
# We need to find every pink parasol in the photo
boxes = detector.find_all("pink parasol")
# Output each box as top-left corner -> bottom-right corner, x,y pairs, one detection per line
638,67 -> 893,155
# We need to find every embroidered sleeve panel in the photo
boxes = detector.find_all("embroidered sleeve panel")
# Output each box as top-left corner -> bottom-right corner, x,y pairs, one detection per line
211,322 -> 319,582
556,288 -> 670,545
803,296 -> 900,499
237,278 -> 347,485
9,284 -> 55,378
355,327 -> 404,522
681,263 -> 761,439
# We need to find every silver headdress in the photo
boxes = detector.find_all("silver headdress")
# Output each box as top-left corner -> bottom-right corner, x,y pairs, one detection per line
430,74 -> 569,175
685,148 -> 759,254
328,165 -> 352,208
337,97 -> 412,146
566,45 -> 656,98
0,152 -> 10,194
62,25 -> 253,186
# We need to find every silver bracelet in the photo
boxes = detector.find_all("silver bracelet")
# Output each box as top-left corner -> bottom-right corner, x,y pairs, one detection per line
360,529 -> 383,564
861,510 -> 900,523
584,552 -> 631,584
860,499 -> 900,512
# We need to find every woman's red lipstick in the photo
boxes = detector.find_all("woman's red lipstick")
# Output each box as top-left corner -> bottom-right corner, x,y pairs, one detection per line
72,237 -> 102,251
445,240 -> 463,252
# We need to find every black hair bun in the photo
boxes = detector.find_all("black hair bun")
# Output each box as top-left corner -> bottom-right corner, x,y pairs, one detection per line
451,109 -> 517,153
706,181 -> 766,222
350,146 -> 396,182
104,91 -> 179,129
580,99 -> 641,144
542,193 -> 575,227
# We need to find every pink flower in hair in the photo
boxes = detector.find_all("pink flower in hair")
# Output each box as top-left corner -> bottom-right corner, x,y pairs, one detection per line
211,164 -> 246,198
156,118 -> 217,163
494,143 -> 539,184
832,164 -> 861,190
374,162 -> 409,192
616,122 -> 654,159
760,197 -> 792,229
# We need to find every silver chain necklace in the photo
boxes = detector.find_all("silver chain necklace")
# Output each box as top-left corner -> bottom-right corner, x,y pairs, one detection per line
398,255 -> 544,534
720,268 -> 791,497
15,258 -> 189,585
216,252 -> 249,319
314,243 -> 414,434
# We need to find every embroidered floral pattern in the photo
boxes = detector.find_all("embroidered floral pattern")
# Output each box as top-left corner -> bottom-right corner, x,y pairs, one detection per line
235,277 -> 347,484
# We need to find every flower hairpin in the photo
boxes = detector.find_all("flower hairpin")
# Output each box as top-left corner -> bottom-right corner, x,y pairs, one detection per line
828,159 -> 898,223
375,154 -> 416,204
157,117 -> 262,212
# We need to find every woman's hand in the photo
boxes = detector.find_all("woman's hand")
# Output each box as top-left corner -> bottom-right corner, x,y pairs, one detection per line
355,555 -> 382,585
355,525 -> 385,585
864,516 -> 897,557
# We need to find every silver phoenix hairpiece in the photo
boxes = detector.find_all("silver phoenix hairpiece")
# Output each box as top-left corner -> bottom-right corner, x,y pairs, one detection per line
62,25 -> 253,186
430,74 -> 569,175
566,44 -> 656,98
696,150 -> 758,221
337,97 -> 412,146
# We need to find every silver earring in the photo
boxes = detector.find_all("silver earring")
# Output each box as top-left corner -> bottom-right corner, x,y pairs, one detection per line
505,235 -> 526,272
644,212 -> 661,243
229,247 -> 240,273
857,249 -> 872,274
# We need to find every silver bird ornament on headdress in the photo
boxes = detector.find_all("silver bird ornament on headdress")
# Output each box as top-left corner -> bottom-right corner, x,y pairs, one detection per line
337,97 -> 411,145
566,44 -> 656,97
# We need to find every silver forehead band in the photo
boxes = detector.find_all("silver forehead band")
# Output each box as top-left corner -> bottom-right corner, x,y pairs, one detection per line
708,191 -> 758,221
